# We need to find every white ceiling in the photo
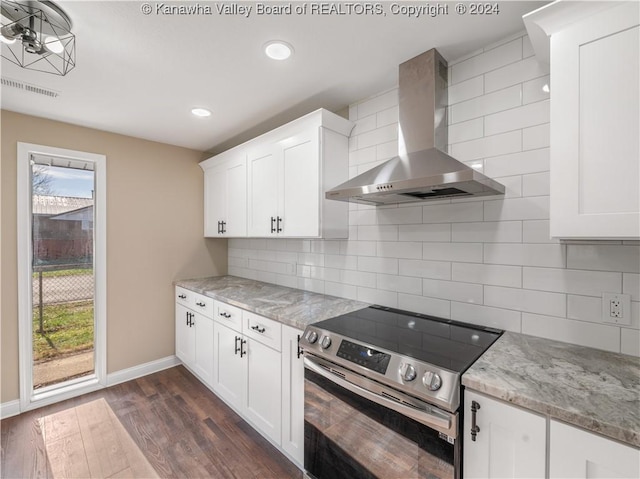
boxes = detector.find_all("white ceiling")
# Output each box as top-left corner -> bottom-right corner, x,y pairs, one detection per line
1,1 -> 548,153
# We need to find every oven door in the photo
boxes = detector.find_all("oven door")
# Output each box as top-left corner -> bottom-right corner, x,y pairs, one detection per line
304,355 -> 460,479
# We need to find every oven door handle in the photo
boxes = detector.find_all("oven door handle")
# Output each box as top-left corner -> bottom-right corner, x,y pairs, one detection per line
304,355 -> 456,437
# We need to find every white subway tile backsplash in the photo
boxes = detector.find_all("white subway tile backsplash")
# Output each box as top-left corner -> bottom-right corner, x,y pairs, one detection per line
484,57 -> 550,93
523,267 -> 621,296
398,259 -> 451,280
448,76 -> 484,105
484,100 -> 550,136
358,256 -> 399,274
485,286 -> 566,317
378,241 -> 423,259
423,279 -> 483,304
451,131 -> 521,162
484,148 -> 550,178
399,224 -> 451,242
522,172 -> 550,197
229,32 -> 637,357
377,274 -> 422,295
356,89 -> 398,118
423,243 -> 483,263
448,118 -> 484,143
621,329 -> 640,356
451,302 -> 522,332
398,293 -> 450,318
522,220 -> 560,244
358,287 -> 397,307
484,243 -> 566,268
452,263 -> 522,288
623,273 -> 640,301
522,124 -> 550,150
484,196 -> 550,221
522,313 -> 621,353
450,85 -> 522,124
567,245 -> 640,274
451,38 -> 522,84
523,75 -> 550,104
452,221 -> 522,243
423,202 -> 483,223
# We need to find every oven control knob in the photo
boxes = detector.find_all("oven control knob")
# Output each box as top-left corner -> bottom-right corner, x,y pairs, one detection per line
400,363 -> 417,382
422,371 -> 442,391
320,335 -> 332,349
306,330 -> 318,344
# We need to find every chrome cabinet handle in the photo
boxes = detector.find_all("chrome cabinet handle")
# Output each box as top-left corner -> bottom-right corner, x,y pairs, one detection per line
251,325 -> 266,333
178,294 -> 186,299
219,311 -> 231,318
240,339 -> 247,358
297,334 -> 303,359
234,336 -> 241,355
470,400 -> 481,441
196,301 -> 206,307
276,216 -> 283,233
270,216 -> 276,233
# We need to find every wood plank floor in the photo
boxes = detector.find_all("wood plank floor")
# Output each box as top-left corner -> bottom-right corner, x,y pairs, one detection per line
1,366 -> 302,479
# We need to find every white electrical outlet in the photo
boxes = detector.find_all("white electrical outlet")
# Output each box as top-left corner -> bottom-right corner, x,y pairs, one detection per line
602,293 -> 632,325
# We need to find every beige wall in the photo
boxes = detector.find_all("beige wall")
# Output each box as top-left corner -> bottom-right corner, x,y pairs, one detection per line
1,110 -> 227,403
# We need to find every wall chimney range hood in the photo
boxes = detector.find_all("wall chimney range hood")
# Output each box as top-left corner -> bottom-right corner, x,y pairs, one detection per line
326,49 -> 505,206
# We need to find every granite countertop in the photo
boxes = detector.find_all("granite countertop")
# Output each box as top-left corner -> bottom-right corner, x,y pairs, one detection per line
175,275 -> 369,330
463,332 -> 640,448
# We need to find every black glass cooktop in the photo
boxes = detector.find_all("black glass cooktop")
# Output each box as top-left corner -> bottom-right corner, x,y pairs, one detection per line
315,305 -> 502,373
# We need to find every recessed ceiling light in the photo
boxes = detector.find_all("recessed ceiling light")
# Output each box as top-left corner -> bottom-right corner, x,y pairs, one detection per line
191,107 -> 211,118
264,41 -> 293,61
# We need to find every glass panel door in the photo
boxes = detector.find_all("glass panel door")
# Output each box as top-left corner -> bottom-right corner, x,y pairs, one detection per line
30,160 -> 96,390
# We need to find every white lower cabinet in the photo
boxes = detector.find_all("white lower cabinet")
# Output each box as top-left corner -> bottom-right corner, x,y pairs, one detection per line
281,325 -> 305,467
212,304 -> 284,447
175,287 -> 214,386
463,390 -> 546,479
550,420 -> 640,479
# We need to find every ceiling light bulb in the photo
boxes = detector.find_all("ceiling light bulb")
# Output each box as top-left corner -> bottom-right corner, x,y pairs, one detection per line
43,35 -> 64,54
264,41 -> 293,60
191,108 -> 211,118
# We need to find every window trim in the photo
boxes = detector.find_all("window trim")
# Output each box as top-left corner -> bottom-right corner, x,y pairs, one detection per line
17,142 -> 107,411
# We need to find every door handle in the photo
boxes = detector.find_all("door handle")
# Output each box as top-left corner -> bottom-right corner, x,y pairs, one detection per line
251,325 -> 266,334
240,339 -> 247,358
270,216 -> 276,233
221,220 -> 226,234
297,334 -> 302,359
217,221 -> 222,234
276,216 -> 283,233
234,336 -> 241,355
470,400 -> 481,441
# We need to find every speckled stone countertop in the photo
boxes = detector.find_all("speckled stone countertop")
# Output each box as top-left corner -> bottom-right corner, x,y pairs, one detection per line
463,332 -> 640,448
175,275 -> 369,330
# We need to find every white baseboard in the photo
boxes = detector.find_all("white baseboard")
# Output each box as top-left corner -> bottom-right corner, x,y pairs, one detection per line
0,400 -> 21,420
106,355 -> 180,387
1,356 -> 180,419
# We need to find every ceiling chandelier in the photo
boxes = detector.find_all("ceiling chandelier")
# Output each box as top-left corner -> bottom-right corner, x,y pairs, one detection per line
1,0 -> 75,76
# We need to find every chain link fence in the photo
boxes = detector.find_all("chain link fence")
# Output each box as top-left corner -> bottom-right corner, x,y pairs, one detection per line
32,262 -> 93,333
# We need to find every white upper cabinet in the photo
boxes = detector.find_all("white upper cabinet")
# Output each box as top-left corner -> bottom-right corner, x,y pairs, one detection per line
200,154 -> 247,237
525,1 -> 640,239
201,109 -> 353,239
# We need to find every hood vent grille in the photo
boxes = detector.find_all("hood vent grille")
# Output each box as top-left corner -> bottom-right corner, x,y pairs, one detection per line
1,77 -> 59,98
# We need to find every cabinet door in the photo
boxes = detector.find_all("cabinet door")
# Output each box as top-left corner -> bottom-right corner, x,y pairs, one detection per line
550,2 -> 640,239
463,390 -> 546,479
247,146 -> 279,236
203,166 -> 227,237
212,321 -> 246,411
281,325 -> 304,466
550,420 -> 640,479
245,338 -> 282,444
193,312 -> 214,386
175,304 -> 195,367
279,129 -> 320,237
225,157 -> 247,236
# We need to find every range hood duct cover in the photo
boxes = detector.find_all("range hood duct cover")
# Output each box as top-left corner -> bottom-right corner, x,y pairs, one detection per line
326,49 -> 505,205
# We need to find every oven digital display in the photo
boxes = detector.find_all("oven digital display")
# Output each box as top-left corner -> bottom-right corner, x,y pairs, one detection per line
336,340 -> 391,374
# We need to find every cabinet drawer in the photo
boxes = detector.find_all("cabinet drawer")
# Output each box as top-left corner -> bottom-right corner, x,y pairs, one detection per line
214,300 -> 243,331
176,286 -> 192,308
243,311 -> 281,351
192,293 -> 214,318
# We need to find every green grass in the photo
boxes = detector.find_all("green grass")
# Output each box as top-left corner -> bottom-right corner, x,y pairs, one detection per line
33,301 -> 94,361
33,268 -> 93,278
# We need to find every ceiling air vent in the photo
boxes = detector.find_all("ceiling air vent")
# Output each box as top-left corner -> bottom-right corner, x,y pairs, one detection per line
1,77 -> 59,98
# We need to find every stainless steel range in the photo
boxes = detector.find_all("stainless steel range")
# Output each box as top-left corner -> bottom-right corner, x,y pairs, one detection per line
300,305 -> 502,479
